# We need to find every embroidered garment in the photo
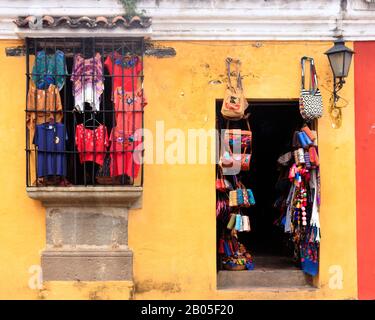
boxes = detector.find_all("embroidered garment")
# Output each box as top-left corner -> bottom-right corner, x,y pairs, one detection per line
26,83 -> 63,135
71,53 -> 104,111
32,50 -> 67,90
113,88 -> 147,135
109,126 -> 142,178
300,226 -> 320,276
104,53 -> 142,98
75,124 -> 109,166
33,123 -> 67,177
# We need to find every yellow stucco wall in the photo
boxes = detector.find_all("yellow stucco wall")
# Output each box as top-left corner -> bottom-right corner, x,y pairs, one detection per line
0,40 -> 357,299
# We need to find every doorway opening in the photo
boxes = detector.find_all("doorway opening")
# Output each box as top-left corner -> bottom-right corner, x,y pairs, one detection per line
216,100 -> 311,285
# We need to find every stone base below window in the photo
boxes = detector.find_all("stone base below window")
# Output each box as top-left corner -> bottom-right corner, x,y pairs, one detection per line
27,186 -> 142,282
42,249 -> 133,281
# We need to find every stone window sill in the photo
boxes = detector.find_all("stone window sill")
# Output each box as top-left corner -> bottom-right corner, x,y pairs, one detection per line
26,186 -> 143,208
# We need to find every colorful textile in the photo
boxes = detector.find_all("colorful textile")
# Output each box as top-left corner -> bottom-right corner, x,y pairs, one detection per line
300,226 -> 320,276
282,129 -> 321,276
26,82 -> 63,134
33,123 -> 67,177
32,50 -> 66,90
71,53 -> 104,111
75,124 -> 109,166
113,87 -> 147,137
109,126 -> 142,178
104,53 -> 142,97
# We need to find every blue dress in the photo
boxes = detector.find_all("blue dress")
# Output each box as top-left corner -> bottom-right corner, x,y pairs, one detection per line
33,123 -> 67,177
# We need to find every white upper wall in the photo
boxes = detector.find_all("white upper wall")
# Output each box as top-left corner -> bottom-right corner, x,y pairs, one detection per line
1,0 -> 375,40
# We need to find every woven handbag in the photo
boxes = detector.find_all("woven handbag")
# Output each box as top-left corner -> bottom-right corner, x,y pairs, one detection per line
299,57 -> 323,121
229,178 -> 256,208
224,118 -> 252,150
221,57 -> 249,120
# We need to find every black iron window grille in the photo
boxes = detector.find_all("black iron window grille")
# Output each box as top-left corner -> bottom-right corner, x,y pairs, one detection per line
25,37 -> 145,187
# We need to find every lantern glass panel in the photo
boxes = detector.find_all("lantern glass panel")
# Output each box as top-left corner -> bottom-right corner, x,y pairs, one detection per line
328,51 -> 345,78
343,51 -> 353,77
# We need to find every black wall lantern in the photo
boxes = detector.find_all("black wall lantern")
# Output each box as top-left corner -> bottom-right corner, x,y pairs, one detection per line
324,38 -> 354,128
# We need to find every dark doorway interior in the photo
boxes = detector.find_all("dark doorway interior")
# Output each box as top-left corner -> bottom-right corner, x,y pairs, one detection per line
245,101 -> 303,255
216,100 -> 303,261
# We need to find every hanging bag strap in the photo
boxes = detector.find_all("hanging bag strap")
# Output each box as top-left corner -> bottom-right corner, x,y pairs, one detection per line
233,175 -> 241,189
226,119 -> 230,130
310,58 -> 318,92
226,57 -> 242,90
244,115 -> 251,131
226,57 -> 233,89
226,116 -> 251,131
217,166 -> 222,179
242,146 -> 247,156
301,57 -> 312,91
301,56 -> 318,93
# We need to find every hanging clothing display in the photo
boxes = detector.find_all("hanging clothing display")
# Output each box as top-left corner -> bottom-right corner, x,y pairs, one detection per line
33,122 -> 67,177
26,82 -> 63,134
26,42 -> 146,187
276,125 -> 321,276
113,87 -> 147,132
104,53 -> 142,97
71,53 -> 104,111
32,50 -> 67,90
75,124 -> 109,166
109,126 -> 142,178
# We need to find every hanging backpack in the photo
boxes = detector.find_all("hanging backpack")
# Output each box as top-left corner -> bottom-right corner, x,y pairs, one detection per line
221,57 -> 248,120
299,57 -> 323,121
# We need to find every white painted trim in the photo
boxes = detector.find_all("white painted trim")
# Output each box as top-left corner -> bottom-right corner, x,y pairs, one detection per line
15,27 -> 153,39
2,0 -> 375,41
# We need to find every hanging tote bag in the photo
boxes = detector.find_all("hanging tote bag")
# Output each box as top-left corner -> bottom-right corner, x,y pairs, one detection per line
221,117 -> 252,172
219,148 -> 251,172
299,57 -> 323,121
240,147 -> 251,171
216,168 -> 234,192
224,117 -> 252,150
221,58 -> 249,120
216,170 -> 226,192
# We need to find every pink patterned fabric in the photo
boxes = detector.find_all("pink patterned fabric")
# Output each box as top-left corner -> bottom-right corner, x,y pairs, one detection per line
71,53 -> 104,111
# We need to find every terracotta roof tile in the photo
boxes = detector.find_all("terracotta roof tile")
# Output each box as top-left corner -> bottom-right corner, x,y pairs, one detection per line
14,15 -> 151,30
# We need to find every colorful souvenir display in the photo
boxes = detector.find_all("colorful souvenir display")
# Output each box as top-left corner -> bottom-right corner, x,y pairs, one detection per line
28,49 -> 145,186
217,61 -> 255,270
278,124 -> 321,276
218,237 -> 254,271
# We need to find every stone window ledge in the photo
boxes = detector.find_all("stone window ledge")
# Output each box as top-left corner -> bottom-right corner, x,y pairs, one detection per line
26,186 -> 143,208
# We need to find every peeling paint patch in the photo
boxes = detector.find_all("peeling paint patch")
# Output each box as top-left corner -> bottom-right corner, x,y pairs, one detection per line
5,46 -> 25,57
135,279 -> 181,294
252,42 -> 263,48
72,279 -> 87,290
145,43 -> 176,58
88,285 -> 108,300
208,79 -> 222,85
